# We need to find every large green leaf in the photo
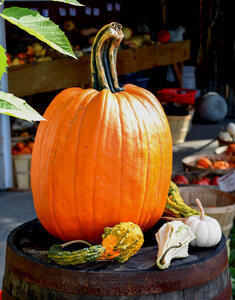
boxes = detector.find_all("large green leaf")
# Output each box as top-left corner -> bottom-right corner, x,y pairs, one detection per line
0,45 -> 8,80
0,7 -> 76,59
0,91 -> 45,121
52,0 -> 84,6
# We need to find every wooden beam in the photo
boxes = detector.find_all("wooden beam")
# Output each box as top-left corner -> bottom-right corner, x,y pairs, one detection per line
8,40 -> 191,97
117,40 -> 190,74
8,55 -> 91,97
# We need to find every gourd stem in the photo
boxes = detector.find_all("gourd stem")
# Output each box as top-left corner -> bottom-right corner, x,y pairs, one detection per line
195,198 -> 205,220
61,240 -> 93,248
91,22 -> 124,93
159,242 -> 182,265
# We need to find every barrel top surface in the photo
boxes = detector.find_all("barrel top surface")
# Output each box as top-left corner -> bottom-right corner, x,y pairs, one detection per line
4,219 -> 229,296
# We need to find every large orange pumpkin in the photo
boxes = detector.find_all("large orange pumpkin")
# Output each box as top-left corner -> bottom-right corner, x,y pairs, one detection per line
31,23 -> 172,243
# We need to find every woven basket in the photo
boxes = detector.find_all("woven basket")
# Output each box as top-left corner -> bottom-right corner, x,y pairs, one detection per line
179,186 -> 235,238
167,114 -> 191,144
12,154 -> 31,190
182,153 -> 235,174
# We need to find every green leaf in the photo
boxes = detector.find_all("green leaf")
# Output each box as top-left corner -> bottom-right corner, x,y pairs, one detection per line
230,267 -> 235,296
231,224 -> 235,234
230,233 -> 235,248
229,249 -> 235,265
0,91 -> 45,122
231,267 -> 235,278
0,7 -> 76,59
52,0 -> 84,6
0,45 -> 8,80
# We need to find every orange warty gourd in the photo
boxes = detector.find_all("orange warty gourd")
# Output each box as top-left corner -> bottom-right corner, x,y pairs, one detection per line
31,23 -> 173,243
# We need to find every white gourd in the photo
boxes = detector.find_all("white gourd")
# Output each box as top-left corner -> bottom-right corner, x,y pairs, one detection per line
226,122 -> 235,137
184,198 -> 222,247
155,220 -> 195,269
218,130 -> 232,141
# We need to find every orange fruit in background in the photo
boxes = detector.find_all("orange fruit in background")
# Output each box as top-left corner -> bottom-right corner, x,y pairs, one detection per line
16,52 -> 26,64
12,149 -> 19,155
197,157 -> 213,168
17,146 -> 31,155
229,162 -> 235,168
14,142 -> 24,151
27,141 -> 34,150
12,141 -> 34,155
226,143 -> 235,155
6,53 -> 11,65
213,160 -> 230,169
23,146 -> 32,154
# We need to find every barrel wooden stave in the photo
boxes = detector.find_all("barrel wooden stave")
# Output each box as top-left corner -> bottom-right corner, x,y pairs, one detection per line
2,219 -> 232,300
2,266 -> 232,300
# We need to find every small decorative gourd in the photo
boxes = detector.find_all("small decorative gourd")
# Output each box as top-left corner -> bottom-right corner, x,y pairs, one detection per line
227,122 -> 235,137
164,181 -> 200,218
48,222 -> 144,265
155,220 -> 195,269
218,130 -> 233,142
184,198 -> 222,247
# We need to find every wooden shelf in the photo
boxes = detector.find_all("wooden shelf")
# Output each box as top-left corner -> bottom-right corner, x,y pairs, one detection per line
8,40 -> 190,97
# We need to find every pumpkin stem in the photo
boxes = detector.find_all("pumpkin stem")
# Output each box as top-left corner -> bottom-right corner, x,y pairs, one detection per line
91,22 -> 124,93
195,198 -> 205,220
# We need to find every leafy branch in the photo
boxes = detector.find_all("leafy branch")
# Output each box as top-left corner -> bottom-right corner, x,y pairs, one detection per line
0,0 -> 83,121
0,91 -> 45,121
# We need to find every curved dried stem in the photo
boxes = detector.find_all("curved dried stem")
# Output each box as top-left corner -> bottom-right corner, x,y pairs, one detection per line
61,240 -> 93,249
159,242 -> 182,265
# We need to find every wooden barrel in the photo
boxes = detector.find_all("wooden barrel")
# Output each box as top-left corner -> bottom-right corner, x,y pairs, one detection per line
2,219 -> 232,300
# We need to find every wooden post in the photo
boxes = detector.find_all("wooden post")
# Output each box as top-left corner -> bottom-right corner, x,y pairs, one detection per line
0,3 -> 13,189
172,62 -> 183,87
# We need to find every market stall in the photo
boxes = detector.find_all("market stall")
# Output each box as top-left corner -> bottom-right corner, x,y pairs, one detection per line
0,1 -> 234,298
